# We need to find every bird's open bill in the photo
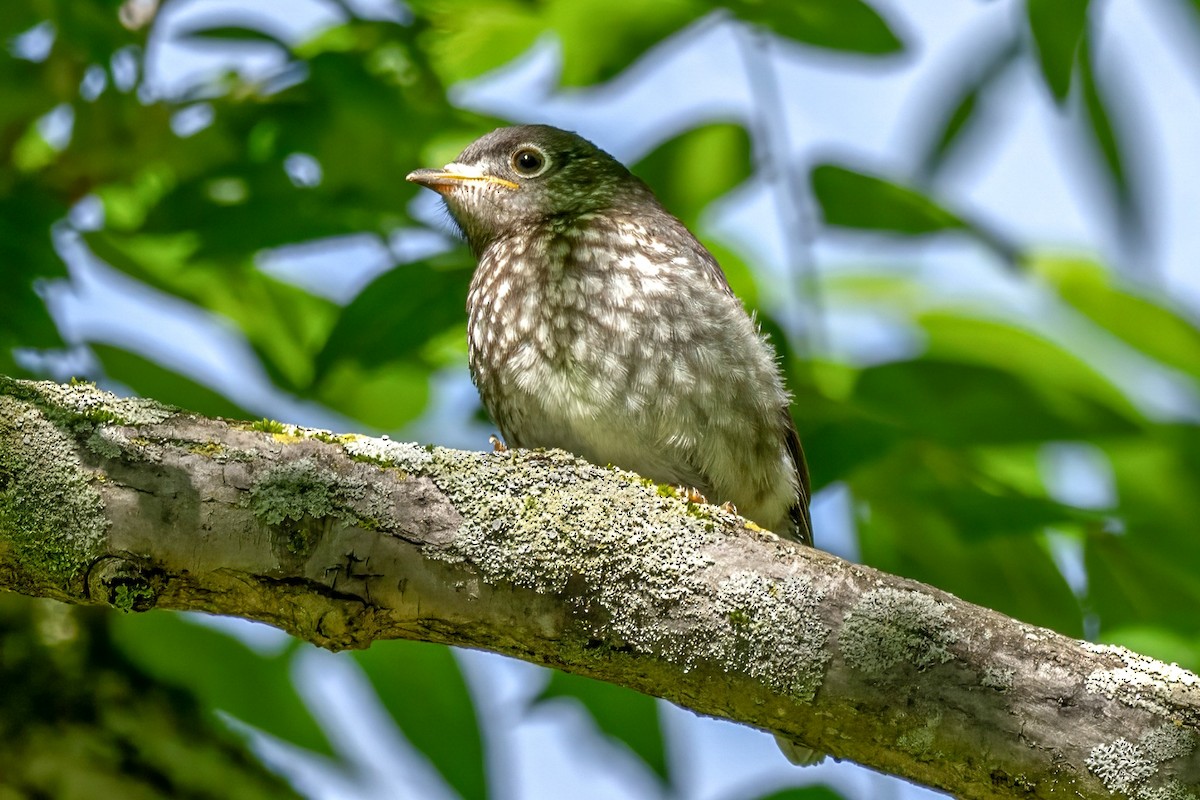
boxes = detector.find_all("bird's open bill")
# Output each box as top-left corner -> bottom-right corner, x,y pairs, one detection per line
406,164 -> 519,194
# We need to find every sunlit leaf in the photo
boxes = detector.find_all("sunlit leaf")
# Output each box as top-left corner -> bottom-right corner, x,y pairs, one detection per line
411,0 -> 543,84
413,0 -> 704,86
725,0 -> 904,55
354,642 -> 487,800
549,0 -> 703,86
13,122 -> 59,172
633,122 -> 753,227
1032,256 -> 1200,379
811,164 -> 966,236
314,359 -> 430,430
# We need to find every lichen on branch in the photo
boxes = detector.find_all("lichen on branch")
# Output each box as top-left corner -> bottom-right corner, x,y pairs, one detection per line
0,377 -> 1198,800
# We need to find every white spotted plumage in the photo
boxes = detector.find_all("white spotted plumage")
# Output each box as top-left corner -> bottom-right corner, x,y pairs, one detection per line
413,124 -> 813,546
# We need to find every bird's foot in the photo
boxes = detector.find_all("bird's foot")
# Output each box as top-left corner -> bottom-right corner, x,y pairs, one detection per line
675,485 -> 708,505
489,434 -> 508,453
719,501 -> 739,517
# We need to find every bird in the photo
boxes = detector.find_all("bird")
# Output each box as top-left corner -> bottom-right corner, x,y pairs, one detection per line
407,125 -> 819,762
407,124 -> 813,544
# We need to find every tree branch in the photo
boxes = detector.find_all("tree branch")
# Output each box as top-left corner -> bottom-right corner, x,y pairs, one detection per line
1,377 -> 1197,799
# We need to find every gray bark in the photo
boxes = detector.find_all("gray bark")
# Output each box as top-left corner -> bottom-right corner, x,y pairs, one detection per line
1,376 -> 1198,800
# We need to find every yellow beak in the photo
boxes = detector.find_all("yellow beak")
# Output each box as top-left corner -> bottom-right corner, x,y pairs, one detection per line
406,163 -> 519,194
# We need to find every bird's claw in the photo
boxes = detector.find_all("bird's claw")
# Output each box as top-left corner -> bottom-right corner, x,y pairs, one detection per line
719,501 -> 739,517
489,434 -> 508,453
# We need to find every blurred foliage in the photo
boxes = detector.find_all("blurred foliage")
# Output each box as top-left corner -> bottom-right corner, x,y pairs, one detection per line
2,0 -> 1200,798
0,597 -> 299,799
756,788 -> 848,800
354,638 -> 488,800
411,0 -> 901,86
1026,0 -> 1089,102
109,611 -> 334,757
537,670 -> 670,784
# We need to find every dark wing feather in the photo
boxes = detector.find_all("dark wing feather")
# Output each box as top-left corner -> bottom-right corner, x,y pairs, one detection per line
668,207 -> 813,545
783,408 -> 814,546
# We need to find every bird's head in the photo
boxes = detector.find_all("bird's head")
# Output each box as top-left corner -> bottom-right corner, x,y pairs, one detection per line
407,125 -> 638,252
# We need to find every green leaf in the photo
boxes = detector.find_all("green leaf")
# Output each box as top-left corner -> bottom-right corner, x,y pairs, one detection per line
549,0 -> 703,86
314,359 -> 431,430
632,122 -> 753,227
316,250 -> 474,378
413,0 -> 544,84
414,0 -> 705,86
800,413 -> 900,489
843,430 -> 1083,537
0,52 -> 61,135
854,446 -> 1085,636
86,231 -> 339,392
917,313 -> 1143,432
933,482 -> 1084,538
0,186 -> 67,372
92,344 -> 253,419
176,22 -> 292,51
811,164 -> 966,236
725,0 -> 904,55
852,359 -> 1136,445
1086,532 -> 1200,638
1078,40 -> 1141,245
354,642 -> 487,800
1088,431 -> 1200,639
914,39 -> 1019,179
535,670 -> 669,784
1101,626 -> 1200,673
1032,256 -> 1200,379
1026,0 -> 1089,103
109,611 -> 334,757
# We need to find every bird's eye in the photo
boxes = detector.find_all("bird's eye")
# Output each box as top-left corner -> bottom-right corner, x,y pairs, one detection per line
511,147 -> 547,176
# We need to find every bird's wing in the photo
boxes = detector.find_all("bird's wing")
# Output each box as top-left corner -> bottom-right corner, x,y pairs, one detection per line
660,212 -> 736,298
694,241 -> 736,298
783,407 -> 814,546
664,211 -> 813,544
